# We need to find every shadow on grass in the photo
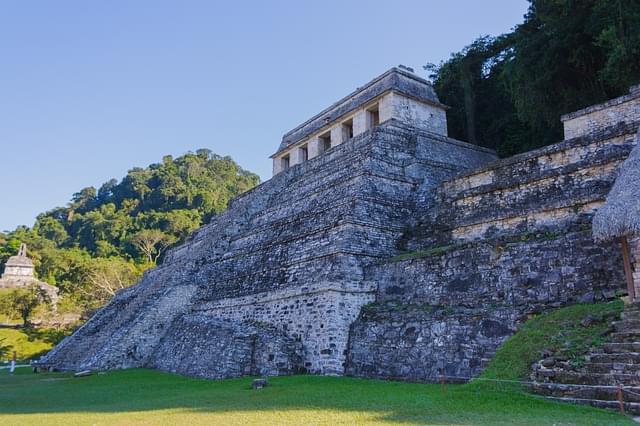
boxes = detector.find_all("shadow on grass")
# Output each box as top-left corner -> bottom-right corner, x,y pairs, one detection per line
0,326 -> 71,361
0,368 -> 634,425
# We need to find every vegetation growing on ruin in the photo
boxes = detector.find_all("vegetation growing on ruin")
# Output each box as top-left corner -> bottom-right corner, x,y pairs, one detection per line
360,300 -> 624,390
390,230 -> 566,262
427,0 -> 640,157
0,302 -> 631,423
390,244 -> 456,262
0,368 -> 633,425
478,300 -> 624,383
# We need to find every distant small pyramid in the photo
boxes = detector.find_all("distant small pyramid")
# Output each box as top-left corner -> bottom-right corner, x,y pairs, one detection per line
0,243 -> 59,304
2,244 -> 35,279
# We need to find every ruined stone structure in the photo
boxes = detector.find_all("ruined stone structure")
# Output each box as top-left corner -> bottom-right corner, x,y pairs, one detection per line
532,302 -> 640,413
40,70 -> 640,383
0,244 -> 59,304
561,84 -> 640,140
272,68 -> 448,175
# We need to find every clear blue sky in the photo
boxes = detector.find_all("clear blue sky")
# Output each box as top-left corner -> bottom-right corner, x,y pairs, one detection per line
0,1 -> 528,231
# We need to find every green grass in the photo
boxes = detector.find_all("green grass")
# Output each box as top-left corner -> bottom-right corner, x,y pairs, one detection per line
0,368 -> 634,425
0,300 -> 632,425
0,328 -> 54,362
480,300 -> 623,382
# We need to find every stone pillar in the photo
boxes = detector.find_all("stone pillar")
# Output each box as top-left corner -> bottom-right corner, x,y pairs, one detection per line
308,137 -> 322,159
290,147 -> 304,166
353,110 -> 368,137
330,126 -> 342,147
631,236 -> 640,299
378,92 -> 395,123
273,157 -> 283,175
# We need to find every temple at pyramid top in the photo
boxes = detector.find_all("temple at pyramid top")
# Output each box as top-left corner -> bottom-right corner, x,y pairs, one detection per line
2,243 -> 35,278
271,67 -> 449,175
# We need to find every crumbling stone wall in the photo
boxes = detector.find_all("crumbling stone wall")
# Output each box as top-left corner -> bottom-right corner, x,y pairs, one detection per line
562,85 -> 640,139
41,86 -> 640,384
193,284 -> 375,374
346,120 -> 639,382
348,306 -> 517,381
41,119 -> 494,377
148,315 -> 303,379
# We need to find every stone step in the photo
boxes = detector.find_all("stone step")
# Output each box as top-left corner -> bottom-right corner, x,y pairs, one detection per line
602,342 -> 640,353
545,396 -> 640,414
581,362 -> 640,375
609,332 -> 640,343
622,310 -> 640,320
613,319 -> 640,332
480,358 -> 492,368
539,370 -> 640,386
533,383 -> 640,403
589,352 -> 640,364
623,303 -> 640,312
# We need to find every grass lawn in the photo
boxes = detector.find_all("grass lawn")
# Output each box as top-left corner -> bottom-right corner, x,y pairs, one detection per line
0,368 -> 634,426
0,328 -> 53,362
0,300 -> 633,425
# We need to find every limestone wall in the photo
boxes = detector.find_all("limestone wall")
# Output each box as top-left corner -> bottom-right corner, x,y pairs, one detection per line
194,284 -> 375,374
346,120 -> 639,383
436,122 -> 638,243
148,315 -> 303,379
562,85 -> 640,139
3,265 -> 33,277
381,92 -> 447,136
40,119 -> 495,377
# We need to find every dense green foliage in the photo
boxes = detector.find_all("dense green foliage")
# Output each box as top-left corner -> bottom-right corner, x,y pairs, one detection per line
0,150 -> 259,314
30,149 -> 258,260
0,338 -> 12,360
0,327 -> 67,361
0,369 -> 632,425
0,286 -> 51,326
427,0 -> 640,156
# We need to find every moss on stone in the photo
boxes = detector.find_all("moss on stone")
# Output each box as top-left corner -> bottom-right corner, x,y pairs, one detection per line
390,244 -> 456,262
478,300 -> 623,383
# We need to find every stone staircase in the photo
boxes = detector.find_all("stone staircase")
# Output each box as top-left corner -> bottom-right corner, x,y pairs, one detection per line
532,303 -> 640,414
480,351 -> 497,370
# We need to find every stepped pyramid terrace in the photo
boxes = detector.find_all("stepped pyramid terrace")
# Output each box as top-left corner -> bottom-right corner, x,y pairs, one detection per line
39,69 -> 639,385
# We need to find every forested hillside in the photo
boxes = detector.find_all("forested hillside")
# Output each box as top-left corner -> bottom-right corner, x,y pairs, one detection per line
427,0 -> 640,156
0,149 -> 259,313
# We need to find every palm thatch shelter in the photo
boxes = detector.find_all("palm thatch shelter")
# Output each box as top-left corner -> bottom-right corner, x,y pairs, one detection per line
593,129 -> 640,298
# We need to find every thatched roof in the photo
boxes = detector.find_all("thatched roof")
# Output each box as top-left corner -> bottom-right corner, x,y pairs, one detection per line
593,129 -> 640,241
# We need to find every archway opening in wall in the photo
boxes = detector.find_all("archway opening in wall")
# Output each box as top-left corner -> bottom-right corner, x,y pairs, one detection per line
367,104 -> 380,129
282,154 -> 290,170
320,132 -> 332,153
300,144 -> 308,162
341,119 -> 354,142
